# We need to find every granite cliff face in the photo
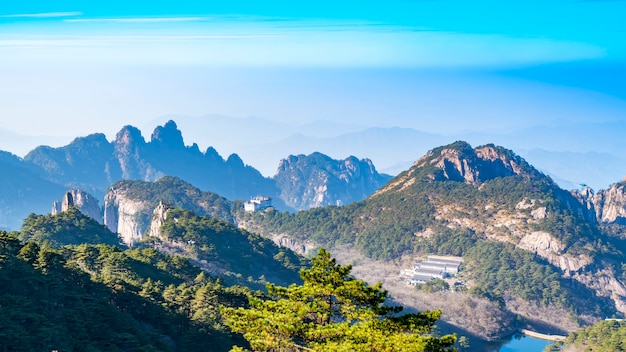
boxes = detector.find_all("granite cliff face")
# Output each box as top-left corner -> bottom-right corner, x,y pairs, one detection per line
274,152 -> 391,210
103,177 -> 233,246
52,189 -> 103,223
104,187 -> 148,246
587,182 -> 626,225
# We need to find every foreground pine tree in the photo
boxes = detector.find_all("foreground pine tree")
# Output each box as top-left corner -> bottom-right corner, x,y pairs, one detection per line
222,248 -> 457,351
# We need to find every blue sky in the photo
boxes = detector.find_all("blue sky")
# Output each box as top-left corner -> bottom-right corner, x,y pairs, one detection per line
1,1 -> 625,187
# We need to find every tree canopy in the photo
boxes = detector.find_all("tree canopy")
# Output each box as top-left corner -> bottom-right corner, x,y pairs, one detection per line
222,248 -> 457,352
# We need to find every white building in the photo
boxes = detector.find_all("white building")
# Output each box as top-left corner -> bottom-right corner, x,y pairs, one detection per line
244,196 -> 272,212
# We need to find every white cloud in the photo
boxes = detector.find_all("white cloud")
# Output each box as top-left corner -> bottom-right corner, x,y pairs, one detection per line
0,18 -> 605,68
2,12 -> 82,18
64,17 -> 208,23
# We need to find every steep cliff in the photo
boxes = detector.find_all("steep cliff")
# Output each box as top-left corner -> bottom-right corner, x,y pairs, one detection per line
274,152 -> 391,210
104,188 -> 148,246
591,181 -> 626,225
103,177 -> 233,246
52,189 -> 103,223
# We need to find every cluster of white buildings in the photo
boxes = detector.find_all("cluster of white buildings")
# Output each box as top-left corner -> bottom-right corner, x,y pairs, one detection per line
400,255 -> 463,286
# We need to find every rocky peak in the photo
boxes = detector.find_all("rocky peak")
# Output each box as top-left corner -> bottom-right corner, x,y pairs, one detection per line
274,152 -> 391,210
70,133 -> 110,150
378,141 -> 545,196
51,189 -> 103,223
150,120 -> 185,149
226,153 -> 245,168
204,146 -> 224,164
422,142 -> 537,184
147,201 -> 172,239
115,125 -> 145,149
591,182 -> 626,224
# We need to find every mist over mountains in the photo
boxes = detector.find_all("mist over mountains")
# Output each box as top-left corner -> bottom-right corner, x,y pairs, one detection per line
0,120 -> 389,229
145,115 -> 626,191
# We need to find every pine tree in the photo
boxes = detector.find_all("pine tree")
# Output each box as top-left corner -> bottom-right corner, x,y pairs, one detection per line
222,248 -> 456,352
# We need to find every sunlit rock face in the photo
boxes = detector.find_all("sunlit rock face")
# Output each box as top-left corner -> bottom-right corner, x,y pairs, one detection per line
274,152 -> 391,210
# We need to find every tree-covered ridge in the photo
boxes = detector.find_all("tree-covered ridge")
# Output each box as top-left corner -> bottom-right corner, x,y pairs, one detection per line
463,242 -> 613,317
244,174 -> 605,261
19,207 -> 120,247
238,142 -> 623,326
111,176 -> 235,223
0,232 -> 251,351
150,208 -> 308,289
222,249 -> 457,352
561,319 -> 626,351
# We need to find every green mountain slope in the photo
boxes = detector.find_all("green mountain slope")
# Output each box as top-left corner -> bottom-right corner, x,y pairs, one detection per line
0,232 -> 251,351
239,141 -> 626,336
147,208 -> 308,289
558,319 -> 626,351
19,207 -> 120,247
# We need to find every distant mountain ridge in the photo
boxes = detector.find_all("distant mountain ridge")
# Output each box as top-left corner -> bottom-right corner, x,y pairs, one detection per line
25,121 -> 278,203
275,152 -> 392,210
0,120 -> 389,229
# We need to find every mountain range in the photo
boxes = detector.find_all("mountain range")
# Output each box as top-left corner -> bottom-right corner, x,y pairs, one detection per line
0,120 -> 389,230
4,121 -> 626,345
144,114 -> 626,190
48,138 -> 626,342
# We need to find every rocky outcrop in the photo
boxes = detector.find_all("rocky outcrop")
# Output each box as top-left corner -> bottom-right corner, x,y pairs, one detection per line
51,189 -> 103,223
274,152 -> 391,210
104,186 -> 150,246
572,182 -> 626,225
518,231 -> 592,273
146,202 -> 171,238
590,182 -> 626,224
375,141 -> 547,196
270,233 -> 316,255
103,177 -> 235,246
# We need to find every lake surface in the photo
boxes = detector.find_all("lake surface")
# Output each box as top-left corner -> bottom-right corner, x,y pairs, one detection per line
488,333 -> 551,352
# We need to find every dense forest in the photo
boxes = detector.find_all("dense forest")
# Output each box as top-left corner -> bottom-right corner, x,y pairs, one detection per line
148,208 -> 308,289
0,208 -> 459,351
546,319 -> 626,351
0,231 -> 251,351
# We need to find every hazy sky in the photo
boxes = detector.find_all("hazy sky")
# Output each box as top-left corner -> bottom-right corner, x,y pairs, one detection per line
0,1 -> 625,165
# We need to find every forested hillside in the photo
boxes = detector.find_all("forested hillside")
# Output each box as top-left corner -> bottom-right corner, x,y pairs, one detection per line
0,209 -> 457,351
0,232 -> 251,351
556,319 -> 626,351
239,141 -> 626,336
147,208 -> 308,289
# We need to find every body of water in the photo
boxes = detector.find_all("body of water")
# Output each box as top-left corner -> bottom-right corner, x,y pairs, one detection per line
489,333 -> 551,352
